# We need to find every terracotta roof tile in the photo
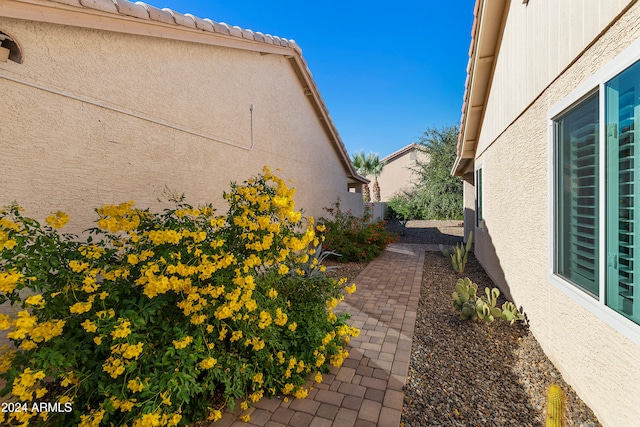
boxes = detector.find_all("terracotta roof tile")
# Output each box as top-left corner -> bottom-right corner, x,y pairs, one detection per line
48,0 -> 304,53
136,2 -> 173,25
113,1 -> 148,19
163,8 -> 196,28
184,13 -> 213,31
79,0 -> 117,14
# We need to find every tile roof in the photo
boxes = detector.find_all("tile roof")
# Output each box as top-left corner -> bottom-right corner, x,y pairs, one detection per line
50,0 -> 302,53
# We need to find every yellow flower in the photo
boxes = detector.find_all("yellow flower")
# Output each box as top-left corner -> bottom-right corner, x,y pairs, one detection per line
69,260 -> 89,273
230,330 -> 243,342
208,410 -> 222,422
127,377 -> 145,393
249,390 -> 264,403
314,372 -> 323,383
172,336 -> 193,349
70,300 -> 93,314
81,319 -> 97,333
274,308 -> 288,326
293,388 -> 308,399
278,264 -> 290,275
132,412 -> 161,427
266,288 -> 278,299
0,314 -> 10,330
200,357 -> 217,369
288,322 -> 297,332
111,319 -> 132,339
45,211 -> 70,229
282,383 -> 294,394
345,284 -> 357,294
19,340 -> 37,351
93,336 -> 102,345
240,414 -> 251,423
121,342 -> 144,359
258,311 -> 272,329
252,372 -> 264,386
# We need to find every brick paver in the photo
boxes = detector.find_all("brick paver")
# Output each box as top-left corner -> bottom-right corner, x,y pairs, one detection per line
210,243 -> 428,426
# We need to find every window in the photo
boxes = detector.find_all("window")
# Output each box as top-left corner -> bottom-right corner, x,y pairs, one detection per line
605,60 -> 640,325
554,93 -> 599,296
475,167 -> 483,228
552,57 -> 640,329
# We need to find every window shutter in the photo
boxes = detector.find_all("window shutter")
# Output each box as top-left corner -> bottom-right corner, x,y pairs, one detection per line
555,93 -> 599,296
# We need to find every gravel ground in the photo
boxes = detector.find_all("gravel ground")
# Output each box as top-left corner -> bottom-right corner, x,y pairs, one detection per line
330,220 -> 602,426
401,251 -> 601,427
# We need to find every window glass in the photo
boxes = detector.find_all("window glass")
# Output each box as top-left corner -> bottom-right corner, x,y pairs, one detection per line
606,60 -> 640,324
476,168 -> 483,227
555,93 -> 600,296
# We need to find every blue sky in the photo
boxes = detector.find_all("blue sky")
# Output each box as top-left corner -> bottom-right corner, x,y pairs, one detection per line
154,1 -> 476,158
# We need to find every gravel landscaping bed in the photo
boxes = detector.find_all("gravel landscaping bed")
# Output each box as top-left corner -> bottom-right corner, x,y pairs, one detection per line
400,251 -> 602,427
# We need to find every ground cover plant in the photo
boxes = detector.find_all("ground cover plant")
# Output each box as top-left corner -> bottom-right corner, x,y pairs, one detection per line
0,167 -> 359,426
317,200 -> 396,262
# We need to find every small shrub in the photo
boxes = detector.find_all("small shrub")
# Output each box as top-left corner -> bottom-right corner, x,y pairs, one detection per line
0,167 -> 360,426
387,192 -> 422,224
451,277 -> 525,325
317,200 -> 396,263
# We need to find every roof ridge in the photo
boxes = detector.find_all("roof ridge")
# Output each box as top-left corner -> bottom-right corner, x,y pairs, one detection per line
50,0 -> 302,54
381,143 -> 418,163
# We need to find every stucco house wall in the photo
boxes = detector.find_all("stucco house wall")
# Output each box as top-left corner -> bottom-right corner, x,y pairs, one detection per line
456,1 -> 640,426
0,0 -> 365,233
369,143 -> 428,202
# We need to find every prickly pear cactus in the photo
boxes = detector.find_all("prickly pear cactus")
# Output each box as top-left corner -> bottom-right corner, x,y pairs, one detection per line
546,383 -> 565,427
501,301 -> 525,325
452,278 -> 480,319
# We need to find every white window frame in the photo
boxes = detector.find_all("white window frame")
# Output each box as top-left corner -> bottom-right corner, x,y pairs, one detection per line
548,37 -> 640,346
475,164 -> 484,230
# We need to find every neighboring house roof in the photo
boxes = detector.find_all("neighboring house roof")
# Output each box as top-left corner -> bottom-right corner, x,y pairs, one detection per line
381,143 -> 419,164
1,0 -> 367,184
452,0 -> 508,176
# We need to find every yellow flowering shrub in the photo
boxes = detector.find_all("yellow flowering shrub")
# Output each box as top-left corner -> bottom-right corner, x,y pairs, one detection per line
0,167 -> 359,426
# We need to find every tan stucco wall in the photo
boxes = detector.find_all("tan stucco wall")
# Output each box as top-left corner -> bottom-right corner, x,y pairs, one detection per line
369,148 -> 428,202
476,0 -> 634,156
470,2 -> 640,426
0,16 -> 362,232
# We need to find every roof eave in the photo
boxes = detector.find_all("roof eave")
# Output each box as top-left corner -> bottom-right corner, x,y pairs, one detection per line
453,0 -> 508,177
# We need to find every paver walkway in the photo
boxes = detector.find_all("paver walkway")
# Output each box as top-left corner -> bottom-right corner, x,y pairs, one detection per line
211,243 -> 429,427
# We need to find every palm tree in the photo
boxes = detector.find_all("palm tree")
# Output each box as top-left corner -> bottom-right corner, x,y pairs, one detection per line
351,151 -> 373,202
367,153 -> 385,202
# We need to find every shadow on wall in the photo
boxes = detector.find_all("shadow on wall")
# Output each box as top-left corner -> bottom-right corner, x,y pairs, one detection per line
464,207 -> 520,316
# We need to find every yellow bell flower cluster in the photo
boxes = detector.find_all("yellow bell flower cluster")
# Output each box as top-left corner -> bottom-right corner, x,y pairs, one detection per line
96,200 -> 140,233
45,211 -> 70,229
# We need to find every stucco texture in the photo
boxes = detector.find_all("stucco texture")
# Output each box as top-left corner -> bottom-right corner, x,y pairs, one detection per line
369,146 -> 429,202
470,2 -> 640,426
0,16 -> 361,233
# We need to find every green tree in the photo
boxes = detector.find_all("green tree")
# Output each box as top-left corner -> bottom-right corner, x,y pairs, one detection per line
369,154 -> 385,202
413,125 -> 462,219
351,151 -> 372,202
388,126 -> 462,220
352,152 -> 385,203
